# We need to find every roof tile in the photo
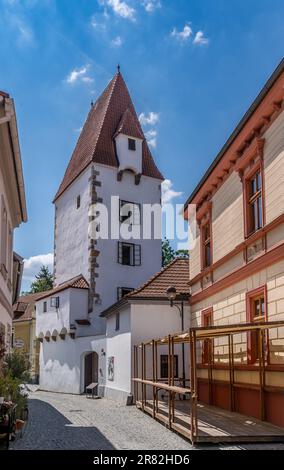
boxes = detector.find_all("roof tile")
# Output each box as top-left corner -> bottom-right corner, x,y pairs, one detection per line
54,72 -> 163,201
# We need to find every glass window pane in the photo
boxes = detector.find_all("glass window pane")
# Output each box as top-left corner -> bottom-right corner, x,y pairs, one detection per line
257,172 -> 262,191
257,197 -> 263,229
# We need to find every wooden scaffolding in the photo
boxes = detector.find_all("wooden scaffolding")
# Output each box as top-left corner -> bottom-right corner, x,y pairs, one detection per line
133,320 -> 284,444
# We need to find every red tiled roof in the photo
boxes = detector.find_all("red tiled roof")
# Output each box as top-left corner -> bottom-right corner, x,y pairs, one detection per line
54,72 -> 163,201
101,258 -> 189,317
13,292 -> 43,322
129,258 -> 189,299
114,108 -> 144,140
34,275 -> 89,301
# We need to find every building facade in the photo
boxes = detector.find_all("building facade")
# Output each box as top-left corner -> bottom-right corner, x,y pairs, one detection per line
0,91 -> 27,354
184,59 -> 284,427
101,258 -> 190,402
13,293 -> 42,382
36,70 -> 164,395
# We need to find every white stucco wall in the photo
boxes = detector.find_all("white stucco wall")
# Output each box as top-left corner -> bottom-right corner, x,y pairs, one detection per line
95,164 -> 162,321
105,305 -> 132,397
39,334 -> 106,394
115,134 -> 143,175
105,300 -> 191,400
54,166 -> 91,285
36,287 -> 89,337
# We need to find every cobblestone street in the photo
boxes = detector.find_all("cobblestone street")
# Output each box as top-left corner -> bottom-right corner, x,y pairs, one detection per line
10,391 -> 284,451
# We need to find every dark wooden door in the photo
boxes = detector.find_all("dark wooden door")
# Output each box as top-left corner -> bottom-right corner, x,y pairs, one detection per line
84,352 -> 98,390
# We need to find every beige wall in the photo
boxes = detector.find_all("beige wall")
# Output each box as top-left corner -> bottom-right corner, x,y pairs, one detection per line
0,130 -> 15,346
191,259 -> 284,382
189,109 -> 284,295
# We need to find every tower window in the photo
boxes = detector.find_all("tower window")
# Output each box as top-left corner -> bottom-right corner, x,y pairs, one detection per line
117,242 -> 141,266
119,200 -> 141,225
128,138 -> 136,151
117,287 -> 134,300
76,195 -> 81,209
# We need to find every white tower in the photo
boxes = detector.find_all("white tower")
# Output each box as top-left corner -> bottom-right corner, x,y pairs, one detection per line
53,69 -> 163,334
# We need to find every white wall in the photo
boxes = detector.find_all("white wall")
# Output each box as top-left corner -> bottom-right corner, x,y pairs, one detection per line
105,300 -> 191,400
95,164 -> 162,322
54,166 -> 91,285
39,334 -> 106,394
36,288 -> 89,337
115,134 -> 142,175
105,305 -> 132,396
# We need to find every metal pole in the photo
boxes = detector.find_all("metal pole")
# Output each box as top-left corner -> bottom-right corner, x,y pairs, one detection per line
152,340 -> 156,418
181,300 -> 186,398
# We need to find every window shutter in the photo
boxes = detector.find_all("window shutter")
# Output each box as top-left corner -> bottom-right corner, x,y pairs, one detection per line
134,244 -> 141,266
118,242 -> 123,264
117,287 -> 122,300
133,204 -> 141,225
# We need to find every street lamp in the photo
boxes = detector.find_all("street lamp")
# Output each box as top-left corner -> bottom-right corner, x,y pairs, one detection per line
166,286 -> 187,396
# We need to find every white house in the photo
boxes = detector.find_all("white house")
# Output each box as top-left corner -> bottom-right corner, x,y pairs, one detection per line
36,69 -> 164,395
100,258 -> 190,403
0,90 -> 27,352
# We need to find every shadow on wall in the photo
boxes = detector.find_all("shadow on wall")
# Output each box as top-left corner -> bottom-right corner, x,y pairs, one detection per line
11,398 -> 115,450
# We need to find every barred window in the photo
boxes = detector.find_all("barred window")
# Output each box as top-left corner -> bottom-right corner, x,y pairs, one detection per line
117,242 -> 141,266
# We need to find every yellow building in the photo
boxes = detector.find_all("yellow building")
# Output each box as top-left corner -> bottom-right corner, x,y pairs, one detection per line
13,293 -> 42,382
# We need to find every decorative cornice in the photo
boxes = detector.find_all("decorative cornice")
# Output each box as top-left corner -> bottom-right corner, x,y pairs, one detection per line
189,212 -> 284,288
235,137 -> 265,173
190,241 -> 284,306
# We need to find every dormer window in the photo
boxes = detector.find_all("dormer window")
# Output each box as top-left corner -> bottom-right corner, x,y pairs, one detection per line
128,138 -> 136,151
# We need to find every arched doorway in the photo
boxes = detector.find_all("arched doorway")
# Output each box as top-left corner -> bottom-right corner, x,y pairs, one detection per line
84,352 -> 98,392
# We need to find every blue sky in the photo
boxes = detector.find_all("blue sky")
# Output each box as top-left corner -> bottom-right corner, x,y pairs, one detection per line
1,0 -> 283,289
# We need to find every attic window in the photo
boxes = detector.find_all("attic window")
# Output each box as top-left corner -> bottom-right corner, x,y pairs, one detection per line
128,138 -> 136,151
76,195 -> 81,209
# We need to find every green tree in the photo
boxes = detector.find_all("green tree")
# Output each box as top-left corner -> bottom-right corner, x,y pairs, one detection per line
29,265 -> 53,294
4,350 -> 31,382
162,238 -> 176,267
175,249 -> 189,259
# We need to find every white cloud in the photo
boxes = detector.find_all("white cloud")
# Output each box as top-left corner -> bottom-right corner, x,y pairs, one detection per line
193,30 -> 209,45
142,0 -> 161,13
111,35 -> 123,47
145,129 -> 157,148
171,23 -> 192,42
139,111 -> 159,126
90,15 -> 107,30
66,65 -> 94,85
161,179 -> 183,205
22,253 -> 54,283
101,0 -> 136,21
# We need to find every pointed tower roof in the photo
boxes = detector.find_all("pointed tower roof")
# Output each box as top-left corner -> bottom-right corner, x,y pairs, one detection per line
114,108 -> 144,140
54,71 -> 163,201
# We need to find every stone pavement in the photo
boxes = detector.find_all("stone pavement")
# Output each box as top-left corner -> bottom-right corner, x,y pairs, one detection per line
10,391 -> 284,451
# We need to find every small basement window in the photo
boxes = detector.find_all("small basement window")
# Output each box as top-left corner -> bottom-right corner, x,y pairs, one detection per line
128,138 -> 136,151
